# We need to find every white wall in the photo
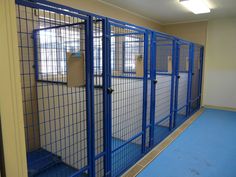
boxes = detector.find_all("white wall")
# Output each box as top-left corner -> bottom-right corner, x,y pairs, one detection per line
203,18 -> 236,108
155,75 -> 171,126
37,74 -> 189,156
177,73 -> 189,111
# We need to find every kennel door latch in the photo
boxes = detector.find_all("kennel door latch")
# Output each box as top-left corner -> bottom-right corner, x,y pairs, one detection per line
107,87 -> 114,94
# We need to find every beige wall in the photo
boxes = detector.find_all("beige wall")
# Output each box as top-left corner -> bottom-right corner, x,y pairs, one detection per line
203,18 -> 236,109
162,19 -> 236,110
0,0 -> 27,177
162,21 -> 208,45
51,0 -> 162,31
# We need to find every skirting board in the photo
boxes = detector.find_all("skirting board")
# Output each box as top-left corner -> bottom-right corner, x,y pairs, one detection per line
204,105 -> 236,112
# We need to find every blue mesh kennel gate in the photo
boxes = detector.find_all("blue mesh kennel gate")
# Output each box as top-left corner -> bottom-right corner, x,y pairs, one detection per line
106,19 -> 149,176
173,40 -> 192,128
189,45 -> 204,115
149,32 -> 175,147
16,0 -> 101,176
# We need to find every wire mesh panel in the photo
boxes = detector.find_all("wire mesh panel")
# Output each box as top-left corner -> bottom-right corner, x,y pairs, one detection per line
16,1 -> 91,176
173,42 -> 190,128
190,45 -> 202,114
107,20 -> 147,177
152,35 -> 174,145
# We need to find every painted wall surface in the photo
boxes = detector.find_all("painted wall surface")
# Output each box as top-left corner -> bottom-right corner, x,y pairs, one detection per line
0,0 -> 28,177
51,0 -> 162,31
162,21 -> 208,45
203,18 -> 236,109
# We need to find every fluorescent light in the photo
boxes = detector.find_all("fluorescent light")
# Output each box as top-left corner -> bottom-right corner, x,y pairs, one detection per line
180,0 -> 210,14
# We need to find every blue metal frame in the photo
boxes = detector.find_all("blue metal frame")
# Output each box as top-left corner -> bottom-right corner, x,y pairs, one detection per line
20,1 -> 92,176
188,44 -> 195,116
105,18 -> 112,177
169,40 -> 177,129
149,32 -> 157,148
172,40 -> 193,128
173,41 -> 180,128
198,47 -> 204,109
32,22 -> 84,84
87,16 -> 96,177
107,18 -> 149,176
16,0 -> 88,20
141,30 -> 149,153
148,32 -> 176,149
187,43 -> 195,115
33,31 -> 39,81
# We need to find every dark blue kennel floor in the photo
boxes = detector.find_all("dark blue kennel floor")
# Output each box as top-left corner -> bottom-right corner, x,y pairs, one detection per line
28,139 -> 141,177
175,114 -> 188,128
34,163 -> 79,177
138,109 -> 236,177
153,114 -> 188,145
112,138 -> 142,176
27,149 -> 84,177
154,125 -> 171,145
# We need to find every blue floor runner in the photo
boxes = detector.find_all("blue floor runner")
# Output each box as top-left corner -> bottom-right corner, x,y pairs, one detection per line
138,109 -> 236,177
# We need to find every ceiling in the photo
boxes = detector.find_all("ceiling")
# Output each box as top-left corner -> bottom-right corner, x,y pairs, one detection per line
99,0 -> 236,24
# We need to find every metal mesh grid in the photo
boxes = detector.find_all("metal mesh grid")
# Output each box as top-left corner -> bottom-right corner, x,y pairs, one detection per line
123,37 -> 144,73
95,157 -> 104,177
152,36 -> 173,145
35,24 -> 83,83
109,23 -> 146,176
16,4 -> 89,176
173,43 -> 190,128
146,79 -> 151,148
156,39 -> 173,73
191,45 -> 201,111
177,44 -> 190,110
111,136 -> 142,176
155,37 -> 173,126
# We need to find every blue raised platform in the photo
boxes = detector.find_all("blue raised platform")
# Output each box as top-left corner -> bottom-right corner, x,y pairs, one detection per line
112,138 -> 142,176
27,148 -> 84,177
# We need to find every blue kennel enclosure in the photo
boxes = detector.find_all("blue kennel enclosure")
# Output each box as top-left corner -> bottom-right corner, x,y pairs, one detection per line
149,32 -> 175,147
173,40 -> 192,128
15,0 -> 204,177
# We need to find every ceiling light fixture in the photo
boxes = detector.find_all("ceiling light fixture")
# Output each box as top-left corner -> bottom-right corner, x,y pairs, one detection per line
180,0 -> 211,14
